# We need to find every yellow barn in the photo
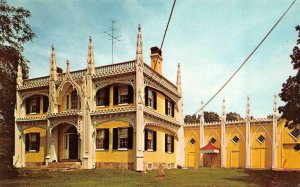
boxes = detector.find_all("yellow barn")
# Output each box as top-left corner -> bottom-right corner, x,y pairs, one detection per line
184,98 -> 300,170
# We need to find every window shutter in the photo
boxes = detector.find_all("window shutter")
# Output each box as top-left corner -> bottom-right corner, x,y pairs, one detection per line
128,85 -> 133,104
171,135 -> 174,153
153,92 -> 157,110
105,87 -> 110,106
36,96 -> 40,113
43,96 -> 49,113
171,102 -> 175,117
128,127 -> 133,149
25,133 -> 29,151
145,87 -> 148,106
26,98 -> 30,114
36,133 -> 40,152
165,99 -> 168,115
104,128 -> 110,149
153,131 -> 157,152
144,129 -> 148,150
113,128 -> 118,149
165,134 -> 168,153
113,86 -> 118,105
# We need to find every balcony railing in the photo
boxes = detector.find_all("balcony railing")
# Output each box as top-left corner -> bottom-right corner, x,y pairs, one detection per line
94,60 -> 135,77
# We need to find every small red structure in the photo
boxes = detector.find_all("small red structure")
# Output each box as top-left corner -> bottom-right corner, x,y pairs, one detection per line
200,142 -> 219,154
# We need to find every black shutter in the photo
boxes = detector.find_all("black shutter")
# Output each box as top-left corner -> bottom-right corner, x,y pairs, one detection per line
113,86 -> 118,105
165,134 -> 168,153
26,98 -> 30,114
36,96 -> 40,113
113,128 -> 118,150
171,102 -> 175,117
105,87 -> 110,106
165,99 -> 168,115
153,131 -> 157,152
43,96 -> 49,113
128,85 -> 133,104
128,127 -> 133,149
144,129 -> 148,150
153,92 -> 157,110
36,133 -> 40,152
145,87 -> 148,106
171,135 -> 174,153
104,128 -> 109,149
25,133 -> 29,151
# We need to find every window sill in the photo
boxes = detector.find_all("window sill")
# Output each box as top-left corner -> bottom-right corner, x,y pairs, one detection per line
96,105 -> 108,108
117,148 -> 128,151
28,150 -> 37,153
29,112 -> 37,114
147,149 -> 154,152
118,103 -> 128,106
95,149 -> 107,151
166,152 -> 173,154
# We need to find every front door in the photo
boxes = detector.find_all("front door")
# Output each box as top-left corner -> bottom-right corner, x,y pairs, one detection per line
231,151 -> 240,168
68,133 -> 78,159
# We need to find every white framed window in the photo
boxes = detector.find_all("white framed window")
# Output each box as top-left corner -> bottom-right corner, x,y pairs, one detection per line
30,97 -> 37,113
147,130 -> 154,150
165,99 -> 174,117
118,128 -> 128,149
166,135 -> 172,153
119,86 -> 129,104
71,89 -> 78,109
147,89 -> 155,108
96,129 -> 105,149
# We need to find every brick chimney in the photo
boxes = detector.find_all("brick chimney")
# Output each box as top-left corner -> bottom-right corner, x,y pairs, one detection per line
150,46 -> 163,74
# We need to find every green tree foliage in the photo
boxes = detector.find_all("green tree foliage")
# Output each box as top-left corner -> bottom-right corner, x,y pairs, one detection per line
184,114 -> 199,123
203,111 -> 219,123
0,0 -> 35,179
226,112 -> 242,121
279,25 -> 300,130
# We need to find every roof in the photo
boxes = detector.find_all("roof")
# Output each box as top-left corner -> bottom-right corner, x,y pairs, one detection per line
200,142 -> 220,154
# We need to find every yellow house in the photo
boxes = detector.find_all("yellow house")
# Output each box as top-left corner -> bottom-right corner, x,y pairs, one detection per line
13,25 -> 185,171
184,97 -> 300,170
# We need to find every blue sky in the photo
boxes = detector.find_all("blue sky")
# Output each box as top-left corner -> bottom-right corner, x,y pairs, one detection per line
10,0 -> 300,118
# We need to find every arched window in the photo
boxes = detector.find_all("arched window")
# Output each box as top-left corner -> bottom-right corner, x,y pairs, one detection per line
71,89 -> 78,109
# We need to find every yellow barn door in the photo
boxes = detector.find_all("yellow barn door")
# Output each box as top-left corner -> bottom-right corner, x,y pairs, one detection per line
231,151 -> 240,168
282,144 -> 300,169
251,148 -> 272,168
188,153 -> 195,167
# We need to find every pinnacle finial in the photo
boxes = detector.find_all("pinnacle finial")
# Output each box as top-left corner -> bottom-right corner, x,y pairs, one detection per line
176,62 -> 182,93
51,45 -> 54,51
66,60 -> 70,73
273,94 -> 278,113
87,35 -> 95,75
89,35 -> 92,42
50,45 -> 58,81
138,24 -> 141,32
136,24 -> 143,60
246,96 -> 250,117
16,60 -> 23,86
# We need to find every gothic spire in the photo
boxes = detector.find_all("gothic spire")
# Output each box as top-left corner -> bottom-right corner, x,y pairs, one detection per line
176,63 -> 182,93
87,35 -> 95,75
136,24 -> 144,63
50,45 -> 58,81
273,94 -> 278,118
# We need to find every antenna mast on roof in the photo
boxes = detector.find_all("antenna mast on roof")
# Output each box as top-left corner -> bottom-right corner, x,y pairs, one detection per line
103,19 -> 121,64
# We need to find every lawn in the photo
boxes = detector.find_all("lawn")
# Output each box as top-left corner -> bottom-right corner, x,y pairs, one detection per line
0,168 -> 299,187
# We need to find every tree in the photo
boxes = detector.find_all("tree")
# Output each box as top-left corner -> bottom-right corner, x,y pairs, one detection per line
226,112 -> 243,121
279,25 -> 300,130
184,114 -> 199,123
0,0 -> 35,179
203,111 -> 220,123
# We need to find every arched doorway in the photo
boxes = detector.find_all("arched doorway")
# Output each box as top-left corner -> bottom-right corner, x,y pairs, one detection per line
64,126 -> 79,160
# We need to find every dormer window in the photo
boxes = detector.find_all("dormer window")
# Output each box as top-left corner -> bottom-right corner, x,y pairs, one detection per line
113,85 -> 133,105
145,87 -> 157,109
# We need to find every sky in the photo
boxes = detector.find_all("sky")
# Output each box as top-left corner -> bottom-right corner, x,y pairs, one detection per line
10,0 -> 300,118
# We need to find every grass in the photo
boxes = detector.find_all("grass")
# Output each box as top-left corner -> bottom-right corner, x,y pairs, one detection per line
0,168 -> 300,187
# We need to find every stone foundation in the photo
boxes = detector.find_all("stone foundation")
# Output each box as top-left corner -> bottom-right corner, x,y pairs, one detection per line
25,162 -> 45,168
144,162 -> 176,170
95,162 -> 134,170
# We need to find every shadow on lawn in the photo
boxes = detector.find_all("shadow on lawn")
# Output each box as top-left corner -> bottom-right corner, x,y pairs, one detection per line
224,169 -> 300,187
